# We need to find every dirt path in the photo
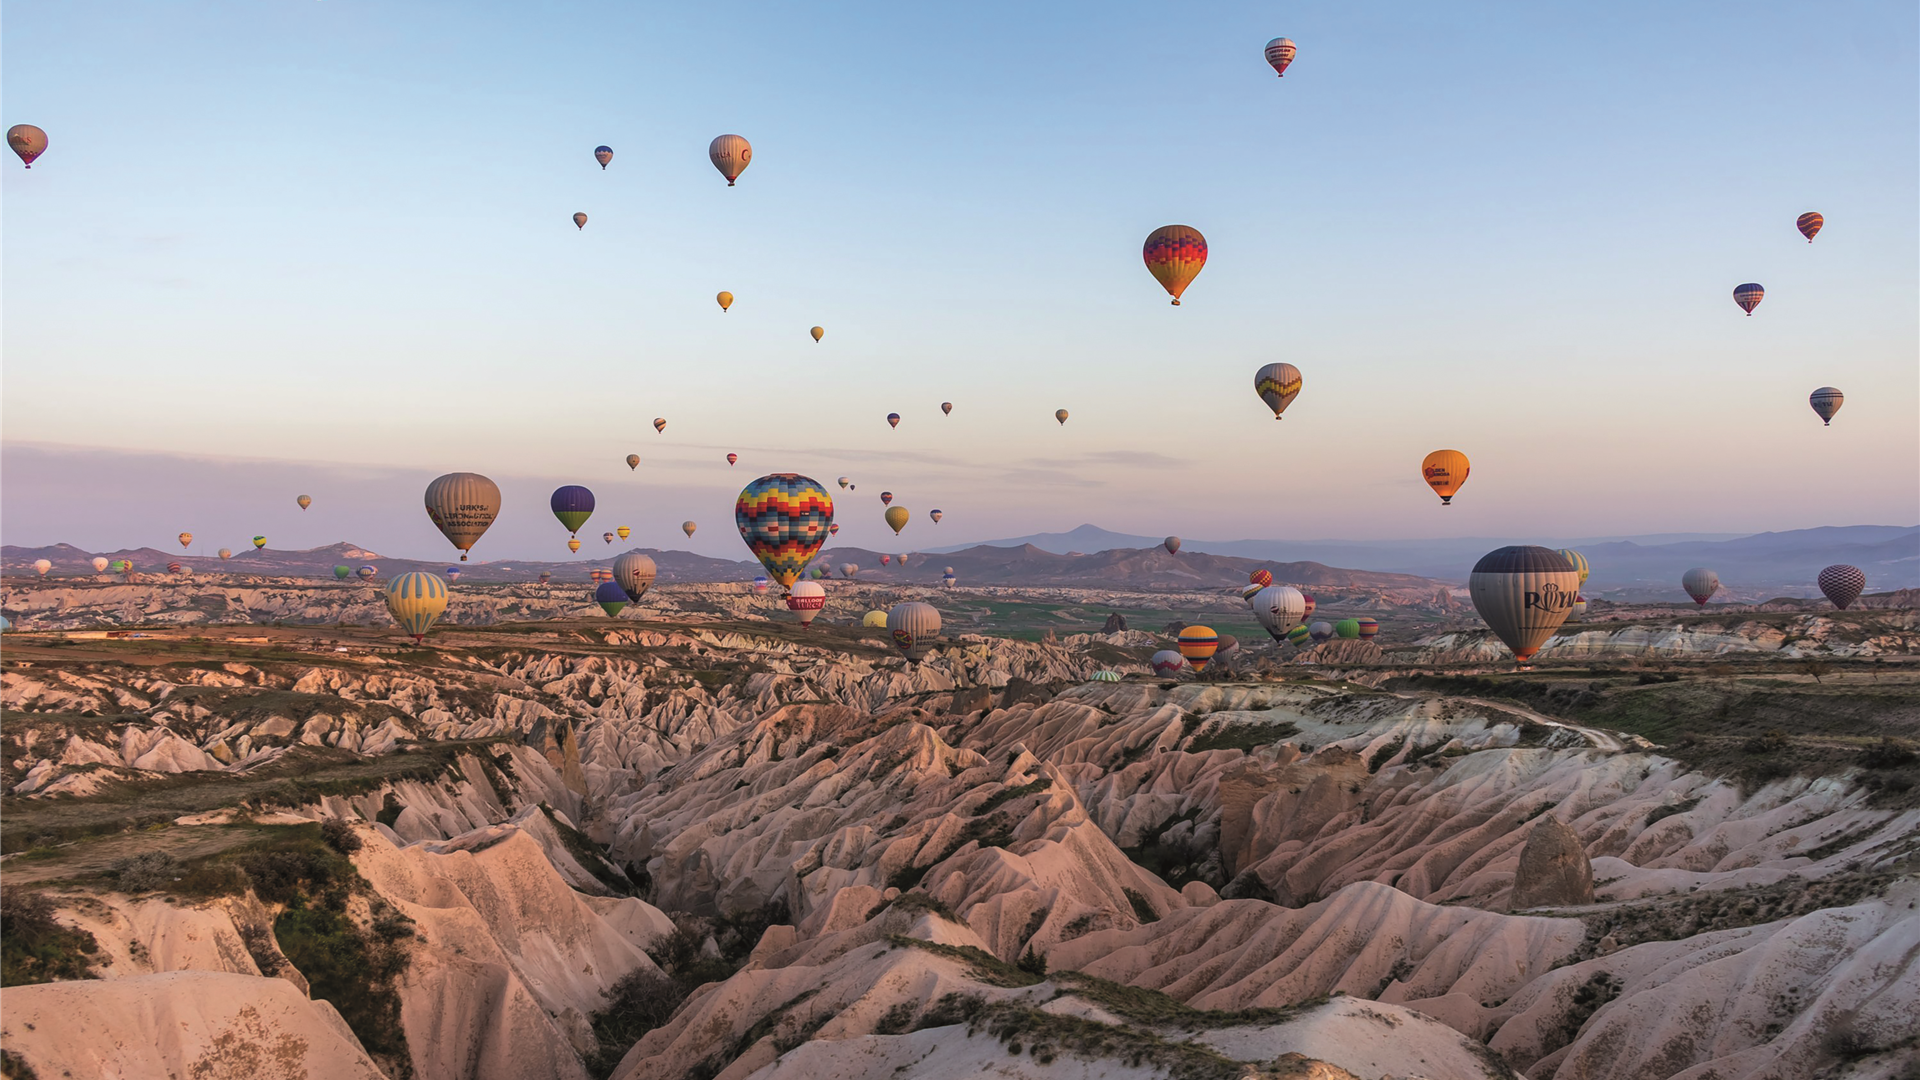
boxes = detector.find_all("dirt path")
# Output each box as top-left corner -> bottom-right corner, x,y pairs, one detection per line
1392,690 -> 1636,752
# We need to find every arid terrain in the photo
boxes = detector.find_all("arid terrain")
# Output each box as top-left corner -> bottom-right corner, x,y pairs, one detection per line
2,578 -> 1917,1080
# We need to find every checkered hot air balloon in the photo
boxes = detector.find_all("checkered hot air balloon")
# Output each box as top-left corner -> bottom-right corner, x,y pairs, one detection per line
736,474 -> 834,588
1817,565 -> 1865,610
1250,569 -> 1273,588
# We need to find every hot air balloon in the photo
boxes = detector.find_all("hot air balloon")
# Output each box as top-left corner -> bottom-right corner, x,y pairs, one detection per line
1734,283 -> 1764,315
837,477 -> 850,489
886,413 -> 900,429
1150,650 -> 1186,676
568,538 -> 582,553
1796,212 -> 1823,242
33,559 -> 51,576
538,571 -> 552,585
1177,626 -> 1220,672
1254,363 -> 1303,419
425,472 -> 502,561
92,557 -> 110,572
884,506 -> 909,535
444,566 -> 461,582
840,562 -> 860,579
879,555 -> 891,566
1241,583 -> 1264,603
334,565 -> 351,580
941,402 -> 953,415
717,291 -> 733,312
1251,585 -> 1306,640
709,134 -> 751,185
1285,625 -> 1310,647
1164,537 -> 1181,555
594,145 -> 613,169
1470,547 -> 1580,663
1092,670 -> 1122,683
751,575 -> 770,595
574,212 -> 588,230
614,552 -> 657,601
654,418 -> 667,434
1301,594 -> 1316,620
887,602 -> 941,663
110,561 -> 131,574
1809,387 -> 1843,426
8,125 -> 48,169
786,579 -> 826,626
1570,597 -> 1588,619
1055,409 -> 1069,425
178,533 -> 193,549
385,572 -> 449,643
681,521 -> 697,538
357,565 -> 378,581
1421,450 -> 1470,505
297,495 -> 312,511
880,491 -> 894,506
252,536 -> 267,550
595,580 -> 629,617
862,610 -> 888,628
1818,565 -> 1865,610
551,486 -> 595,534
603,532 -> 616,545
942,571 -> 956,589
1681,567 -> 1720,607
1264,37 -> 1297,76
617,526 -> 632,541
1250,569 -> 1273,588
1308,621 -> 1334,643
727,453 -> 738,466
930,510 -> 943,523
736,473 -> 835,588
1143,225 -> 1207,305
627,454 -> 641,470
829,524 -> 841,536
1556,549 -> 1591,587
1334,619 -> 1361,640
218,549 -> 231,560
1356,617 -> 1379,640
589,568 -> 614,583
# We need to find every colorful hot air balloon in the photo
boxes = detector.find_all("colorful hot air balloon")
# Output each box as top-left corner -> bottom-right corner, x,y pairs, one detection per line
178,532 -> 193,549
837,477 -> 850,488
627,454 -> 641,470
1254,363 -> 1303,419
8,125 -> 48,169
1285,625 -> 1311,647
425,472 -> 502,561
33,559 -> 51,576
1469,547 -> 1579,663
538,571 -> 552,585
1264,37 -> 1297,76
942,570 -> 956,589
1150,650 -> 1186,676
1143,225 -> 1207,305
941,402 -> 953,415
829,523 -> 840,536
1796,212 -> 1823,243
1556,550 -> 1591,587
1334,619 -> 1361,640
1249,569 -> 1273,588
786,579 -> 826,626
252,536 -> 267,549
1164,536 -> 1181,555
614,552 -> 657,601
568,538 -> 582,553
810,326 -> 825,342
751,575 -> 770,595
92,557 -> 110,572
589,568 -> 614,583
1301,593 -> 1316,620
880,491 -> 894,506
617,526 -> 632,540
110,560 -> 131,573
574,212 -> 588,230
218,549 -> 231,560
297,495 -> 312,511
1570,596 -> 1588,619
709,134 -> 751,185
1241,583 -> 1264,603
884,506 -> 909,535
654,418 -> 667,434
603,532 -> 615,545
1421,450 -> 1470,505
881,555 -> 894,567
550,486 -> 595,534
886,413 -> 900,429
727,453 -> 738,466
1356,617 -> 1379,640
930,510 -> 943,523
681,521 -> 697,538
1681,567 -> 1720,607
1092,670 -> 1122,682
444,566 -> 461,582
1734,283 -> 1764,315
1055,409 -> 1069,425
594,145 -> 613,169
1809,387 -> 1843,426
1818,565 -> 1866,610
595,580 -> 629,617
887,602 -> 941,663
717,291 -> 734,311
862,610 -> 888,627
1251,585 -> 1306,640
357,565 -> 378,581
1308,621 -> 1334,643
736,474 -> 835,588
1177,626 -> 1220,672
385,572 -> 449,643
334,565 -> 351,580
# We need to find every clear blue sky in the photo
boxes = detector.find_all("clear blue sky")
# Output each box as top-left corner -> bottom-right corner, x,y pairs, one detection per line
4,1 -> 1915,562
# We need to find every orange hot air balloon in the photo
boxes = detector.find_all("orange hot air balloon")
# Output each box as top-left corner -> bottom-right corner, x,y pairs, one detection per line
626,454 -> 640,470
1796,212 -> 1823,243
717,291 -> 734,311
709,134 -> 752,185
567,538 -> 582,553
178,532 -> 193,549
1177,625 -> 1220,672
654,418 -> 667,434
810,326 -> 825,343
1421,450 -> 1470,505
1143,225 -> 1207,305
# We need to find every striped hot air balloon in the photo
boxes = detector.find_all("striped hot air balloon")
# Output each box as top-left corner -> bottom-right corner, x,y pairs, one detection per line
1286,625 -> 1311,647
1092,670 -> 1122,682
887,602 -> 941,663
736,473 -> 834,588
1177,625 -> 1220,672
1263,37 -> 1297,76
727,453 -> 738,466
357,565 -> 378,581
709,134 -> 751,185
594,580 -> 629,616
1809,387 -> 1843,426
614,553 -> 657,601
1682,567 -> 1719,607
1241,583 -> 1264,603
1469,547 -> 1579,664
1817,564 -> 1865,610
1334,619 -> 1361,639
444,567 -> 461,582
550,486 -> 595,534
1356,617 -> 1379,640
178,533 -> 193,549
589,568 -> 614,583
1796,212 -> 1823,242
751,575 -> 770,595
942,571 -> 956,589
1254,363 -> 1303,419
1143,225 -> 1207,305
887,413 -> 900,429
617,526 -> 631,540
167,562 -> 184,575
786,579 -> 826,626
252,536 -> 267,549
1150,650 -> 1186,676
1556,549 -> 1591,587
385,572 -> 449,643
1734,283 -> 1764,315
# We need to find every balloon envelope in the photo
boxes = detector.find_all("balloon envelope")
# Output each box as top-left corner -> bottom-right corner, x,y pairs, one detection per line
7,125 -> 47,168
1150,650 -> 1186,676
930,510 -> 943,523
425,473 -> 501,561
297,495 -> 312,510
886,601 -> 941,663
357,565 -> 377,580
33,559 -> 51,576
444,567 -> 460,580
811,326 -> 825,342
1164,536 -> 1181,555
614,553 -> 657,602
1796,212 -> 1823,242
1817,565 -> 1865,610
218,549 -> 231,560
178,532 -> 193,549
385,572 -> 449,642
682,521 -> 697,538
709,134 -> 751,185
1334,619 -> 1361,639
884,506 -> 909,534
1734,283 -> 1764,314
1470,547 -> 1580,662
1177,626 -> 1220,672
252,537 -> 267,549
886,413 -> 900,428
594,145 -> 613,168
573,212 -> 588,230
1251,585 -> 1306,640
941,402 -> 953,415
1356,617 -> 1380,640
1421,450 -> 1470,504
617,526 -> 631,540
334,566 -> 350,579
92,557 -> 110,572
1249,569 -> 1273,588
627,454 -> 640,470
654,418 -> 667,433
1681,567 -> 1720,607
1308,621 -> 1334,642
786,579 -> 826,626
1809,387 -> 1843,426
1264,37 -> 1297,76
594,580 -> 629,616
727,453 -> 738,465
603,532 -> 615,545
1055,409 -> 1069,425
862,610 -> 888,628
550,486 -> 596,533
880,491 -> 893,505
1254,363 -> 1303,419
736,474 -> 835,588
1286,625 -> 1311,646
717,291 -> 733,311
1556,549 -> 1591,586
1143,225 -> 1207,305
751,575 -> 770,595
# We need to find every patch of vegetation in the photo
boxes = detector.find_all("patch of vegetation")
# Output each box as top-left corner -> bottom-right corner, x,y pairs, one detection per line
273,900 -> 414,1074
1120,808 -> 1219,890
537,804 -> 633,895
911,991 -> 987,1031
872,999 -> 919,1035
967,1002 -> 1248,1080
1643,797 -> 1701,825
1052,972 -> 1328,1030
1367,734 -> 1408,773
1185,720 -> 1300,755
887,890 -> 961,923
1576,868 -> 1905,959
885,934 -> 1045,987
1124,888 -> 1160,924
1,1049 -> 40,1080
0,887 -> 101,986
1017,946 -> 1048,979
1558,971 -> 1622,1047
584,968 -> 683,1079
975,776 -> 1053,815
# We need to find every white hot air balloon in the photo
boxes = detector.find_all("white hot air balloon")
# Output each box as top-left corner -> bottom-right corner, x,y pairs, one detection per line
1469,546 -> 1581,665
786,579 -> 826,627
1251,585 -> 1306,640
33,559 -> 52,576
1681,567 -> 1720,608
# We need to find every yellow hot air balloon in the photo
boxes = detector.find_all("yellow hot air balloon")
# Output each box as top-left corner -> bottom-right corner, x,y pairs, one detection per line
1556,549 -> 1591,587
567,537 -> 582,553
1421,450 -> 1470,505
384,572 -> 450,644
1055,409 -> 1069,425
1254,363 -> 1303,419
810,326 -> 824,343
884,506 -> 909,535
717,291 -> 734,312
1142,225 -> 1208,305
617,526 -> 632,540
709,134 -> 752,185
177,532 -> 193,549
297,495 -> 312,511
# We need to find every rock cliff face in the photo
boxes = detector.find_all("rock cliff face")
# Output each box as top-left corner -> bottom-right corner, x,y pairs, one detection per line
1510,816 -> 1594,908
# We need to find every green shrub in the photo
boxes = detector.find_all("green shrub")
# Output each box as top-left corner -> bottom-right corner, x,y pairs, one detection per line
0,888 -> 100,986
584,968 -> 684,1078
111,852 -> 180,893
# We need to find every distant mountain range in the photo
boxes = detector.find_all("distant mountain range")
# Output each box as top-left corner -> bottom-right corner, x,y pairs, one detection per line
0,542 -> 758,585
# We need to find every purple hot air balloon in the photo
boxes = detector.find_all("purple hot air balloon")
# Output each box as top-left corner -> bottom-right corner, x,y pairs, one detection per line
1817,565 -> 1865,610
550,485 -> 595,534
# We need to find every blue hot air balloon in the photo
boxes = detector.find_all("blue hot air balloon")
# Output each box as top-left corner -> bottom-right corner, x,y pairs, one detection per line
594,145 -> 613,169
594,579 -> 629,616
551,485 -> 596,534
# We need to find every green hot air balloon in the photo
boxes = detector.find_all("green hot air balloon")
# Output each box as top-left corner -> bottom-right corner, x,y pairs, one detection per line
1285,625 -> 1310,647
1334,618 -> 1361,639
334,566 -> 351,580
